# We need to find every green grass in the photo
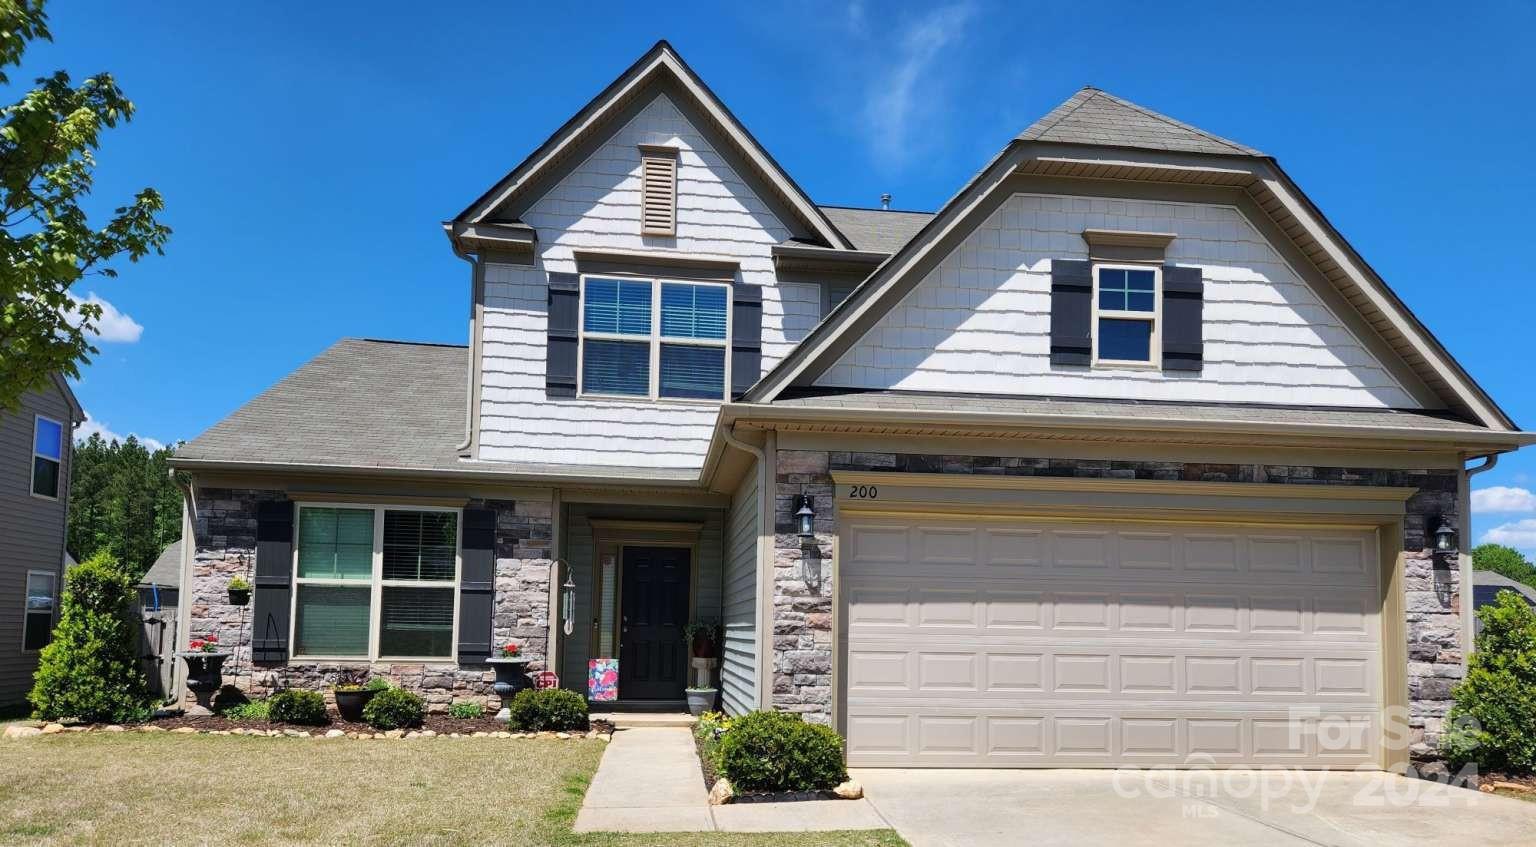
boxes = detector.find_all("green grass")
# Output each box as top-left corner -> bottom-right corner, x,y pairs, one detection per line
0,733 -> 906,846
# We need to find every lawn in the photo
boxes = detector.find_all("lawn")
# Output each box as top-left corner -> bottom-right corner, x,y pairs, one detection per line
0,734 -> 907,846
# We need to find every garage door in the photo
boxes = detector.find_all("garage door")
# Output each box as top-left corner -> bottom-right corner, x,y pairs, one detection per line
841,517 -> 1382,768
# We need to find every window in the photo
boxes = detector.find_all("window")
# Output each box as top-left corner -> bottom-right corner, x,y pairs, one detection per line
1093,265 -> 1160,365
292,505 -> 459,660
579,275 -> 730,401
638,145 -> 678,236
31,416 -> 63,499
24,570 -> 57,652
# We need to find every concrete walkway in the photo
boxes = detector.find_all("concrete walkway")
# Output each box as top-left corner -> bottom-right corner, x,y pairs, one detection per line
574,727 -> 888,833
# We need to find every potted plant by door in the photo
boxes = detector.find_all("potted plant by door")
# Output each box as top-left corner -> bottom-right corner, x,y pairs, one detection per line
332,670 -> 388,722
487,643 -> 531,721
226,576 -> 251,606
683,620 -> 720,659
177,636 -> 231,716
685,686 -> 718,716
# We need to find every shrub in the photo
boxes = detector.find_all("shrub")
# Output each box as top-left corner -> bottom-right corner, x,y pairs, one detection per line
28,552 -> 152,723
221,698 -> 270,721
448,701 -> 484,719
506,688 -> 587,731
364,687 -> 425,730
718,711 -> 848,792
1443,591 -> 1536,773
268,689 -> 329,725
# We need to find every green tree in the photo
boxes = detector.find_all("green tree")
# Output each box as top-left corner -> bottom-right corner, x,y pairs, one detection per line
67,432 -> 183,579
0,0 -> 170,412
1472,543 -> 1536,590
28,550 -> 151,722
1442,591 -> 1536,773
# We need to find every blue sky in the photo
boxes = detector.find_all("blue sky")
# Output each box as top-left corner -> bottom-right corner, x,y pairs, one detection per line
22,1 -> 1536,550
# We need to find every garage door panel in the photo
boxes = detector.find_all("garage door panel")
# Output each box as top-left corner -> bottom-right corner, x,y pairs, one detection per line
842,517 -> 1381,768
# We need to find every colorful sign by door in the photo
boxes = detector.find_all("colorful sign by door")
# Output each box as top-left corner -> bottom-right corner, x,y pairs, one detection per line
588,658 -> 618,701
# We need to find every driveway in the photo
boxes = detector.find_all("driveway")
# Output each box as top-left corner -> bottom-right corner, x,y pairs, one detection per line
854,768 -> 1536,846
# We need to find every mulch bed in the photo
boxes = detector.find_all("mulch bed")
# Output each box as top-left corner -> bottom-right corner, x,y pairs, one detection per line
691,723 -> 840,803
66,714 -> 614,736
1410,756 -> 1536,793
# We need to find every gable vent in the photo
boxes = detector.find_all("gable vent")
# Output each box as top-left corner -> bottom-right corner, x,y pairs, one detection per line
638,145 -> 678,237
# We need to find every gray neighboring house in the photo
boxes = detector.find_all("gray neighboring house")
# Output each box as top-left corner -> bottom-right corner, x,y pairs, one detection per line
1471,569 -> 1536,636
0,375 -> 83,707
170,41 -> 1535,769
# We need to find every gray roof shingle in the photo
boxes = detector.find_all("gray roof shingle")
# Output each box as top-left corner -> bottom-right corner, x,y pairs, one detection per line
818,206 -> 935,254
1018,87 -> 1262,156
140,540 -> 181,588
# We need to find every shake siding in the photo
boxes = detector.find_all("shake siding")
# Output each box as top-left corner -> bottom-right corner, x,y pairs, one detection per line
478,93 -> 817,470
0,386 -> 73,705
721,467 -> 759,715
817,193 -> 1418,408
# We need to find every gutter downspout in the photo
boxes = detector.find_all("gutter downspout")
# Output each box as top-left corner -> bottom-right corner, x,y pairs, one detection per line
719,423 -> 773,712
451,241 -> 481,455
1461,453 -> 1500,662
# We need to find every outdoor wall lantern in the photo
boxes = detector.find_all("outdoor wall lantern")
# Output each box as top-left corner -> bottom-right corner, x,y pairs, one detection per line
793,494 -> 816,540
1434,519 -> 1458,554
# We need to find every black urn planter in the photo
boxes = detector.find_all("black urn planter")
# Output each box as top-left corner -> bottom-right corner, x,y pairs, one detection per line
178,652 -> 230,716
487,658 -> 531,720
227,587 -> 251,606
333,688 -> 380,723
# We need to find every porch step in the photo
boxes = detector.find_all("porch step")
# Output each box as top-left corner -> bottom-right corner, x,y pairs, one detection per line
591,712 -> 697,728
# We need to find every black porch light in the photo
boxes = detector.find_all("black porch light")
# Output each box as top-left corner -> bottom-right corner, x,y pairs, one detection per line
793,495 -> 816,539
1433,519 -> 1458,553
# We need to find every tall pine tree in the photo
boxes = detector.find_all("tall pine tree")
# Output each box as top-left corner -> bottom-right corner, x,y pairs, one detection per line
67,434 -> 184,581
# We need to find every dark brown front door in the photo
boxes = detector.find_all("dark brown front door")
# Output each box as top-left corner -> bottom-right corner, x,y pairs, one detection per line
618,546 -> 690,701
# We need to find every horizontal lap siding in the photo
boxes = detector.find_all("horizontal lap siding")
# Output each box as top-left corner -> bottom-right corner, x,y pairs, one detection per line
816,193 -> 1417,409
478,93 -> 820,471
721,467 -> 759,715
0,387 -> 73,704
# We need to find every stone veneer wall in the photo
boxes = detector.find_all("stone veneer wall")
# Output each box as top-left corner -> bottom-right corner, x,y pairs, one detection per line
186,488 -> 552,713
772,452 -> 1461,753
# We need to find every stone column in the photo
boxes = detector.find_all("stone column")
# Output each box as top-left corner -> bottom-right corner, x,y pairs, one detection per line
771,450 -> 836,725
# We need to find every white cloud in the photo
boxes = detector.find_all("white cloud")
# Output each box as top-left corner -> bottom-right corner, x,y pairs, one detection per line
63,292 -> 143,343
1481,519 -> 1536,549
860,2 -> 977,168
77,411 -> 165,452
1471,486 -> 1536,514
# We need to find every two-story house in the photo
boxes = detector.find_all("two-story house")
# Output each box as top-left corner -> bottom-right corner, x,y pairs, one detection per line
0,376 -> 81,708
170,41 -> 1533,769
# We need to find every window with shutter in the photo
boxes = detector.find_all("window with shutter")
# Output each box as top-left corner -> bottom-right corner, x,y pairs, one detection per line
638,146 -> 677,236
577,274 -> 730,401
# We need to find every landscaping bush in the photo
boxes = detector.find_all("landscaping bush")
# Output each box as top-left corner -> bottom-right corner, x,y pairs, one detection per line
1443,590 -> 1536,773
267,689 -> 328,725
221,698 -> 270,721
506,688 -> 587,731
363,687 -> 425,730
28,552 -> 152,723
448,701 -> 484,719
717,710 -> 847,792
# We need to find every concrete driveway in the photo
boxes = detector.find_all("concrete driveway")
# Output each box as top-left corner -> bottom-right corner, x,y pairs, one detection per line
854,768 -> 1536,846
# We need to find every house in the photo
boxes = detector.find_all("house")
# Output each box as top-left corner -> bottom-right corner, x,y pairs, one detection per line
168,41 -> 1534,768
0,376 -> 82,708
1470,569 -> 1536,637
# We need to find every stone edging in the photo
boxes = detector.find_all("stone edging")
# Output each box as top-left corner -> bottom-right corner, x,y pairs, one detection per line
4,722 -> 611,741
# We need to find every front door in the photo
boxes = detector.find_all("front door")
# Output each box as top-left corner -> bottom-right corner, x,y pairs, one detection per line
618,546 -> 690,701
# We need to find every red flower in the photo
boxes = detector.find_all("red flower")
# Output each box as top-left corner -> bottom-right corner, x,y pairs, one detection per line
501,643 -> 520,657
205,634 -> 219,644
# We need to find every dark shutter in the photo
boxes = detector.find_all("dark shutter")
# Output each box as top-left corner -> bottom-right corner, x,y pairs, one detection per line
546,272 -> 579,397
458,507 -> 496,664
251,500 -> 294,664
731,284 -> 763,398
1049,259 -> 1093,366
1161,264 -> 1204,372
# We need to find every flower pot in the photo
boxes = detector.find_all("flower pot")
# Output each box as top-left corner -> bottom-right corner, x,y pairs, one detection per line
690,634 -> 716,659
227,587 -> 251,606
177,652 -> 231,716
685,688 -> 717,716
486,658 -> 531,721
333,688 -> 380,723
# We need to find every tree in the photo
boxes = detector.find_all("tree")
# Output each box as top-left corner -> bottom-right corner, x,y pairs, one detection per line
1472,544 -> 1536,590
1442,591 -> 1536,773
28,550 -> 151,723
67,433 -> 183,580
0,0 -> 170,412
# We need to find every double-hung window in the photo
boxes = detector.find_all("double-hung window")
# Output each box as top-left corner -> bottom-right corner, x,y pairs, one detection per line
1093,265 -> 1160,365
292,505 -> 459,660
579,275 -> 730,400
23,570 -> 57,652
31,416 -> 63,499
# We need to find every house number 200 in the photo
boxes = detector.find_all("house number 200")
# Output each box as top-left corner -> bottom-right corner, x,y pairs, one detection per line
848,485 -> 878,500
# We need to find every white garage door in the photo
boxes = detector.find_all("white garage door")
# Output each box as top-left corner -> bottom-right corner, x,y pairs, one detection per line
841,517 -> 1382,768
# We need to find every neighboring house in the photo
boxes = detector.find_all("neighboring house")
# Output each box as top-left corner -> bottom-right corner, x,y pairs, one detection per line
169,41 -> 1533,768
138,540 -> 182,611
0,375 -> 83,707
1471,569 -> 1536,636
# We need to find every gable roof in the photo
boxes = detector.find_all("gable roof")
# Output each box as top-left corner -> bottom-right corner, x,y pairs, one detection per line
140,540 -> 181,589
1018,87 -> 1262,156
454,41 -> 853,251
745,88 -> 1521,433
817,206 -> 935,254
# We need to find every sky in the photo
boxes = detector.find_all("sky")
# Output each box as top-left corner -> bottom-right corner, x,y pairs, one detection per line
18,1 -> 1536,552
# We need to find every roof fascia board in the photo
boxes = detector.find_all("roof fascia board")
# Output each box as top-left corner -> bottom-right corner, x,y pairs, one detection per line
457,45 -> 852,250
771,243 -> 888,273
50,372 -> 83,422
166,456 -> 704,488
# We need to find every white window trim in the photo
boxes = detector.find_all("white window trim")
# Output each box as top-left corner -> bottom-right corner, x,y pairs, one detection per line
1091,263 -> 1162,369
289,503 -> 463,663
29,414 -> 63,501
22,569 -> 58,653
575,273 -> 732,403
